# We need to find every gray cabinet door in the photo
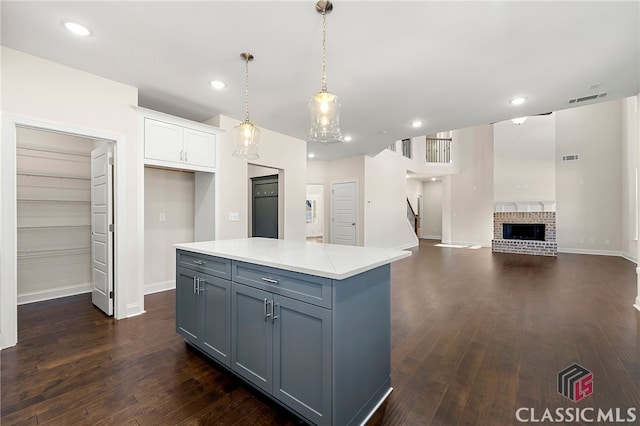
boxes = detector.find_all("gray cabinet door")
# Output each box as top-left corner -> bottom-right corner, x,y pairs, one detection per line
176,266 -> 201,341
201,275 -> 231,367
231,282 -> 273,394
273,295 -> 332,426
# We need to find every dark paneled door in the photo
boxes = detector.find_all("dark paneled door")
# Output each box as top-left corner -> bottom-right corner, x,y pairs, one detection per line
252,175 -> 278,239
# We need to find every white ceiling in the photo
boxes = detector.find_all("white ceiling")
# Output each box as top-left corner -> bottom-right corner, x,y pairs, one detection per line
2,1 -> 638,161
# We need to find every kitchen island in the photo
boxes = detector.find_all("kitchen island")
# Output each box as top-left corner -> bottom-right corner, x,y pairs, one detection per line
174,238 -> 411,426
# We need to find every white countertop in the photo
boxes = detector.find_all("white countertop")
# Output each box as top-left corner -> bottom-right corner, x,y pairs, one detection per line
175,238 -> 412,280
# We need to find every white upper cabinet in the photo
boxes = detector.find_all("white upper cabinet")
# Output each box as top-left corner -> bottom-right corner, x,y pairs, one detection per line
144,119 -> 183,163
183,127 -> 216,168
140,108 -> 221,173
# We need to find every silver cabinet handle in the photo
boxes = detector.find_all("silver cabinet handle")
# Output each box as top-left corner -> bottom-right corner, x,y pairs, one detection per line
271,302 -> 278,323
261,277 -> 279,285
185,151 -> 188,162
264,298 -> 271,321
180,150 -> 184,161
193,276 -> 196,294
197,278 -> 205,294
192,260 -> 207,265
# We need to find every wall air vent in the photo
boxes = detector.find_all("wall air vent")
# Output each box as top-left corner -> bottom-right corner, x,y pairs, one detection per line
568,92 -> 607,104
562,154 -> 580,162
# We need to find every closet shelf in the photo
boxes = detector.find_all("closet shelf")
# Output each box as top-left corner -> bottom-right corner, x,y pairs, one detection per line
17,170 -> 90,181
17,143 -> 92,157
17,247 -> 91,259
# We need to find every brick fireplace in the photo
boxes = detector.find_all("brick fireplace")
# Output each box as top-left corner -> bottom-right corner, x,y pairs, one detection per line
492,202 -> 557,256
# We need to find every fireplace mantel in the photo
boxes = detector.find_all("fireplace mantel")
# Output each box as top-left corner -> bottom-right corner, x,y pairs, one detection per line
494,201 -> 556,213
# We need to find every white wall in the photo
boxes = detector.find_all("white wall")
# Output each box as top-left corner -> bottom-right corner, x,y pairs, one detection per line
494,115 -> 556,202
144,167 -> 194,294
364,151 -> 418,250
205,115 -> 306,241
556,100 -> 623,253
422,180 -> 443,239
622,96 -> 639,261
1,47 -> 140,347
442,125 -> 494,246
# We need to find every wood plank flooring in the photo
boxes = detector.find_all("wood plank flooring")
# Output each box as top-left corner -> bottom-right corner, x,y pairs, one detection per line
2,240 -> 640,425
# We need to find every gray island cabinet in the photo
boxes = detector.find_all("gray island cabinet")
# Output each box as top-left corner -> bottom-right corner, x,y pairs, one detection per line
175,238 -> 411,426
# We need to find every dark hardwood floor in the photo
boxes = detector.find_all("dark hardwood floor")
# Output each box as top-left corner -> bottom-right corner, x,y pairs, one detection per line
2,240 -> 640,425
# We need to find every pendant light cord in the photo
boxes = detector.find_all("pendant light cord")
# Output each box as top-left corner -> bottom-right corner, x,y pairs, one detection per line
321,10 -> 328,92
244,56 -> 250,123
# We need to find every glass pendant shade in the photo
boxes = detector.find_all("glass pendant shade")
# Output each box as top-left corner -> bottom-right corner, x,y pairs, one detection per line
309,90 -> 342,143
232,120 -> 260,160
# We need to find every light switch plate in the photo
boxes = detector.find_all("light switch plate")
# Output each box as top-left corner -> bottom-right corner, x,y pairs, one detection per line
229,212 -> 240,222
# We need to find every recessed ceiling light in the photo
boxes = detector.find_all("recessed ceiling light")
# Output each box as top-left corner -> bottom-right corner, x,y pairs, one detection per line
343,135 -> 353,142
431,177 -> 437,182
510,97 -> 526,105
308,153 -> 315,159
411,121 -> 423,128
210,80 -> 226,90
63,21 -> 91,36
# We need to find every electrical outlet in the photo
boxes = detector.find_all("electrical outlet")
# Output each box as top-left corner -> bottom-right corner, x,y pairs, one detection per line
159,213 -> 166,222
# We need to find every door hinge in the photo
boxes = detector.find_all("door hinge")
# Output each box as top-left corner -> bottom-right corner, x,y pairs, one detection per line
108,223 -> 115,232
109,291 -> 114,299
108,154 -> 114,165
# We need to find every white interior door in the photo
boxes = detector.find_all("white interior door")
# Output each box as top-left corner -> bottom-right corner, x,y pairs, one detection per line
91,144 -> 114,315
331,181 -> 357,246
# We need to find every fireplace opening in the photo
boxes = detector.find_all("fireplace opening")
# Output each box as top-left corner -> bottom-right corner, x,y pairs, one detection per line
503,223 -> 545,241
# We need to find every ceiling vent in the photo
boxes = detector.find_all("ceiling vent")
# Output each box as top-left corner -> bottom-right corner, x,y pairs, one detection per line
568,92 -> 607,104
562,154 -> 580,162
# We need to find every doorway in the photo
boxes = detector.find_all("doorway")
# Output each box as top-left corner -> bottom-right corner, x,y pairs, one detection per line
1,114 -> 127,349
251,175 -> 279,239
305,184 -> 324,243
14,127 -> 114,316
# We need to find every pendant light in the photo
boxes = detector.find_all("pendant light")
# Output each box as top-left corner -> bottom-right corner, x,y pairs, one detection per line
308,0 -> 342,143
233,52 -> 260,159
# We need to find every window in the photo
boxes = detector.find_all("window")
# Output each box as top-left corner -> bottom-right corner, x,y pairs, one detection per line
401,138 -> 412,159
388,142 -> 397,152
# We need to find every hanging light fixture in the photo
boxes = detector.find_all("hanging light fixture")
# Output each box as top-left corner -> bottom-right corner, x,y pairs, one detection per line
308,0 -> 342,143
233,52 -> 260,159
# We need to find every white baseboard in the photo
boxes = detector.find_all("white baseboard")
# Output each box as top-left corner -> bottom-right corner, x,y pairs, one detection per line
144,280 -> 175,295
421,234 -> 442,240
126,303 -> 144,317
17,283 -> 92,305
557,248 -> 623,257
622,252 -> 638,264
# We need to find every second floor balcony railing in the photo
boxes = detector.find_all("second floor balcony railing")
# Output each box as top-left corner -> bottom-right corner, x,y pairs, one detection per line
425,137 -> 452,163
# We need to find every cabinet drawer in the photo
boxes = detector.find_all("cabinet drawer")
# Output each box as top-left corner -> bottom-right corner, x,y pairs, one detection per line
232,261 -> 331,308
177,250 -> 231,279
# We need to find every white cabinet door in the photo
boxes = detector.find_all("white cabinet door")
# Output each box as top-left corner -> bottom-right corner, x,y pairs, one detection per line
144,118 -> 182,163
183,128 -> 216,169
